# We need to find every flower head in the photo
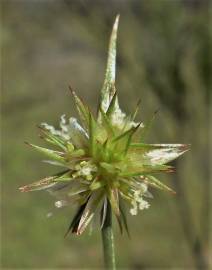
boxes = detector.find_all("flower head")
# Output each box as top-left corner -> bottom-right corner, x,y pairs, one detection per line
20,15 -> 189,235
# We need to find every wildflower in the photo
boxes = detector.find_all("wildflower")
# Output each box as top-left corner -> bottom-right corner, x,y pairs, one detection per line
19,15 -> 189,236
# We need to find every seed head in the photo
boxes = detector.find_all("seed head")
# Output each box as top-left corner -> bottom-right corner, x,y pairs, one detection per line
20,15 -> 189,236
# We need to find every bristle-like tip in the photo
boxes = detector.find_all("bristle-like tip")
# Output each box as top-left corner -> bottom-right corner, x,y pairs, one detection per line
154,109 -> 160,115
114,14 -> 120,30
24,141 -> 31,147
180,144 -> 191,151
68,85 -> 75,95
137,122 -> 143,129
64,230 -> 70,238
136,99 -> 142,107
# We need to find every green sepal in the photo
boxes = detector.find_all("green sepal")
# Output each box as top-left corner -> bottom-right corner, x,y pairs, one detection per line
119,199 -> 130,237
66,142 -> 75,152
99,107 -> 115,136
113,123 -> 141,155
88,112 -> 96,156
100,162 -> 119,174
90,177 -> 106,190
143,175 -> 176,194
42,160 -> 67,167
65,149 -> 85,160
56,171 -> 73,181
100,197 -> 107,229
115,212 -> 123,234
38,125 -> 67,151
119,164 -> 174,177
107,188 -> 123,233
107,188 -> 120,217
69,86 -> 90,129
25,142 -> 65,163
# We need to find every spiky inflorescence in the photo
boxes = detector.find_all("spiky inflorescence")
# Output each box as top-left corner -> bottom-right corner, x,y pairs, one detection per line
20,15 -> 189,236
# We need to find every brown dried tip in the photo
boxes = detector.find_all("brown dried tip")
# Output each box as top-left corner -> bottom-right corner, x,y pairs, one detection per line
180,144 -> 191,151
19,185 -> 30,192
167,168 -> 176,173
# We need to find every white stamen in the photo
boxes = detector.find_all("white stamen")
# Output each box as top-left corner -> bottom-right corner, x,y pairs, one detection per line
139,199 -> 150,210
130,207 -> 138,216
129,184 -> 150,215
74,161 -> 97,181
46,212 -> 53,218
55,200 -> 67,208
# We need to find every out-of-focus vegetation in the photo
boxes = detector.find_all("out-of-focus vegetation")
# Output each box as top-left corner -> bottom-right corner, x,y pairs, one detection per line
1,0 -> 210,269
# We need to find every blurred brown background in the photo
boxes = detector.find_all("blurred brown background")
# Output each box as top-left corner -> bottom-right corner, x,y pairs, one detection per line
1,0 -> 211,269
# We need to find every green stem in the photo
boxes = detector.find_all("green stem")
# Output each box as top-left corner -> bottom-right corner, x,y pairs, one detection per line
101,200 -> 116,270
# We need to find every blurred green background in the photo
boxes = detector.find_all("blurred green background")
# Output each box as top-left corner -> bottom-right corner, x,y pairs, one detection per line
1,0 -> 211,269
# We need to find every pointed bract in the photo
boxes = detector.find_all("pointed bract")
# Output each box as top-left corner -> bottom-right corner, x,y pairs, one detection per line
100,15 -> 120,113
77,191 -> 103,235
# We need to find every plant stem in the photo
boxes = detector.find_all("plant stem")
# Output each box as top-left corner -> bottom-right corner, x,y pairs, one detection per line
101,200 -> 116,270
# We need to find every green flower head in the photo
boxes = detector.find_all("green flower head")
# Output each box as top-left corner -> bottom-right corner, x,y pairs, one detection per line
20,15 -> 189,236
